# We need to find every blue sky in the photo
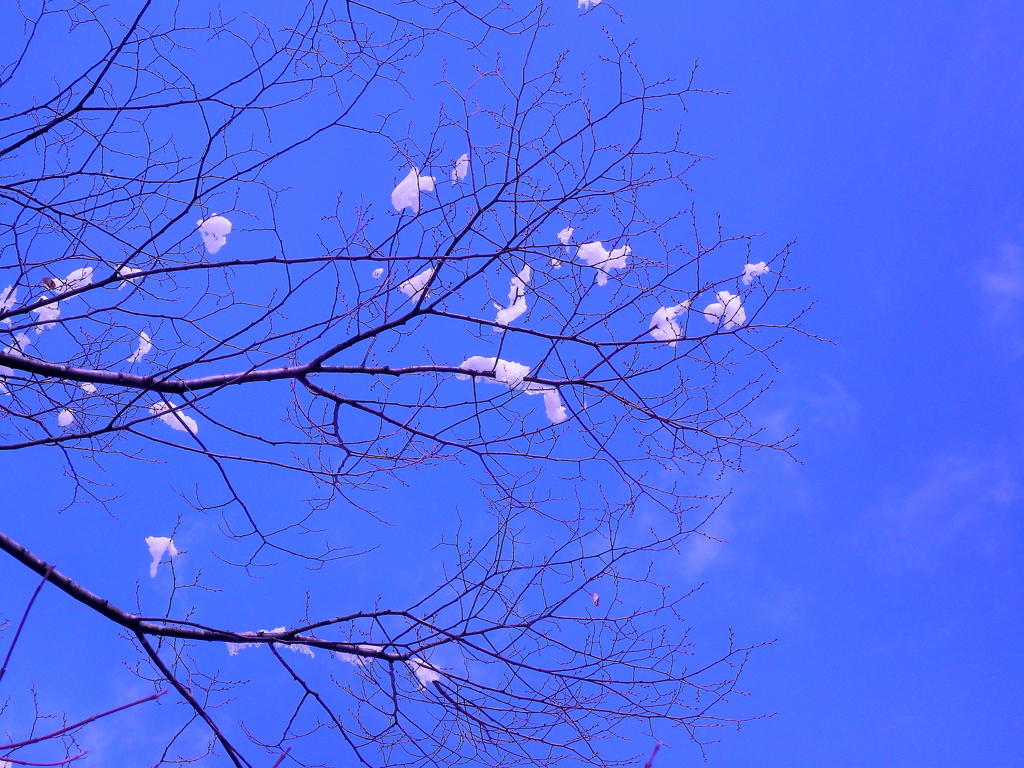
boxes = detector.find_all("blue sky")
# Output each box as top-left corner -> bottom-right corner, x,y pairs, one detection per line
631,1 -> 1024,765
1,1 -> 1022,766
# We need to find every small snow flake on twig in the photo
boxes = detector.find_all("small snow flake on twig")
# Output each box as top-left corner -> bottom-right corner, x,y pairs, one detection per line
742,261 -> 770,285
392,168 -> 436,214
145,536 -> 179,578
57,409 -> 74,428
80,382 -> 97,393
494,264 -> 531,326
398,267 -> 435,303
126,331 -> 152,363
451,153 -> 470,184
197,215 -> 232,254
703,291 -> 746,329
371,267 -> 385,280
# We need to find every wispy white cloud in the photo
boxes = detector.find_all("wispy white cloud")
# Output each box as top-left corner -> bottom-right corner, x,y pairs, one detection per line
871,452 -> 1019,571
979,243 -> 1024,342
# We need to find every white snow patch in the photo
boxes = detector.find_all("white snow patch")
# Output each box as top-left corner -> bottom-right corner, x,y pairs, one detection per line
398,267 -> 435,303
494,264 -> 531,326
1,285 -> 17,324
371,267 -> 385,280
579,0 -> 602,8
197,215 -> 232,254
150,401 -> 199,434
32,297 -> 59,333
451,153 -> 470,184
51,267 -> 94,294
57,409 -> 74,428
458,358 -> 568,424
80,382 -> 97,393
336,644 -> 383,667
117,266 -> 143,288
457,356 -> 530,388
126,331 -> 152,363
649,302 -> 690,346
703,291 -> 746,329
145,536 -> 179,578
227,627 -> 315,657
407,657 -> 442,689
742,262 -> 770,285
577,241 -> 630,286
392,168 -> 436,214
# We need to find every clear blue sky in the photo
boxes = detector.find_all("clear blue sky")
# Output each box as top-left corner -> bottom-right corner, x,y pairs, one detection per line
2,1 -> 1022,766
628,1 -> 1024,765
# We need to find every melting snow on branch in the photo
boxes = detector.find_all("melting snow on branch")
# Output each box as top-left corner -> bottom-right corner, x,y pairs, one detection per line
57,409 -> 74,428
577,241 -> 630,286
392,168 -> 436,214
336,644 -> 383,667
578,0 -> 602,9
703,291 -> 746,329
451,153 -> 470,184
457,356 -> 530,388
457,357 -> 568,424
523,382 -> 569,424
742,261 -> 770,285
1,286 -> 17,324
150,401 -> 199,434
80,382 -> 97,393
648,302 -> 691,346
398,267 -> 435,303
371,267 -> 385,280
551,226 -> 575,268
0,334 -> 31,393
226,627 -> 315,657
407,657 -> 442,689
494,265 -> 531,326
126,331 -> 152,363
145,536 -> 179,578
32,298 -> 59,333
117,266 -> 143,288
197,215 -> 232,254
46,267 -> 93,295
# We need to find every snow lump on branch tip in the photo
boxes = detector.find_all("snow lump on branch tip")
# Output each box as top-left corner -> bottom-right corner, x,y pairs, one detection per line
742,261 -> 770,285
